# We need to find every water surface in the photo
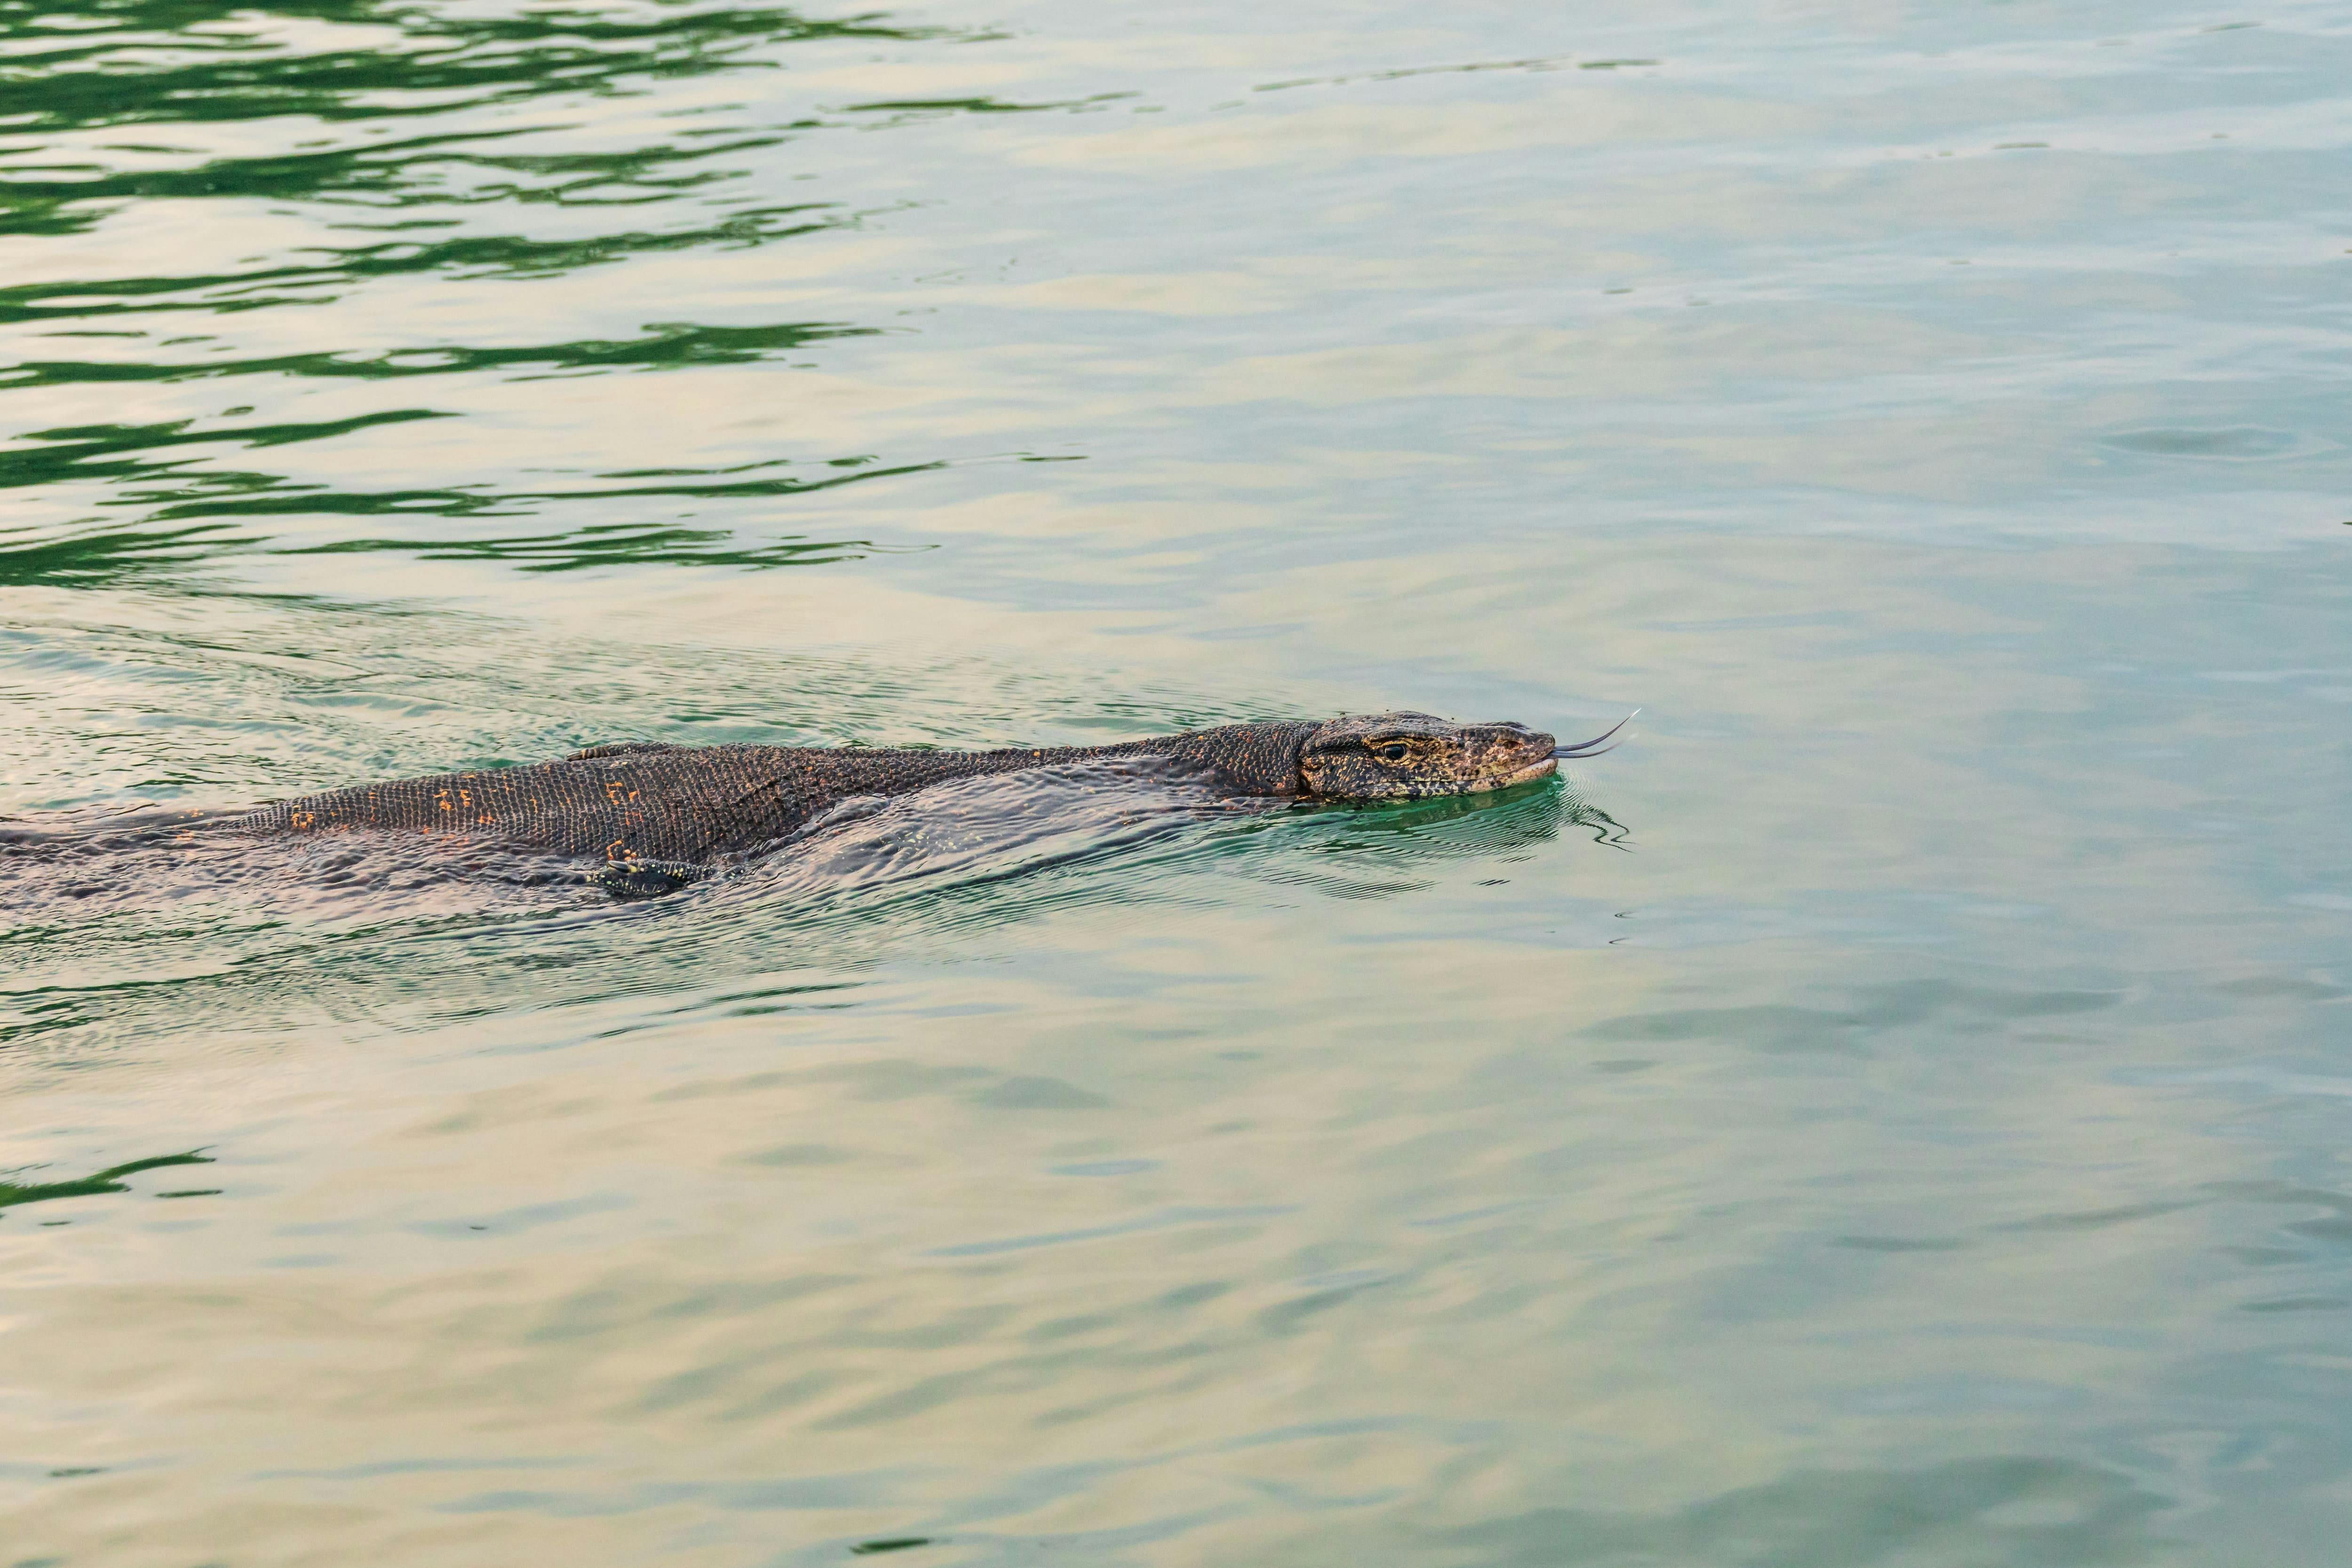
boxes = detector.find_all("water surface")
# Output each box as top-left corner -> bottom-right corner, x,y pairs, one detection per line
4,0 -> 2351,1562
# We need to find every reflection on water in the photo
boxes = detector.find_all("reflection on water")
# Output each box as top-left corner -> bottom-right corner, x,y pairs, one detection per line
0,1149 -> 215,1216
0,0 -> 1009,568
5,0 -> 2352,1561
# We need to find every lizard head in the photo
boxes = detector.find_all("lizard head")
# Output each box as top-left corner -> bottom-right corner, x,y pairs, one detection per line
1296,713 -> 1562,800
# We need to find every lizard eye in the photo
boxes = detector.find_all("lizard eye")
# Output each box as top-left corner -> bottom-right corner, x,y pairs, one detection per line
1371,742 -> 1413,764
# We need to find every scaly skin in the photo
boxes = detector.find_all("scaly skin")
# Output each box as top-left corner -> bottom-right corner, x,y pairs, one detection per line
215,713 -> 1562,868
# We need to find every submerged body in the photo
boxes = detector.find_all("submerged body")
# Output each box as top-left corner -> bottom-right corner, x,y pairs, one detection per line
214,713 -> 1597,876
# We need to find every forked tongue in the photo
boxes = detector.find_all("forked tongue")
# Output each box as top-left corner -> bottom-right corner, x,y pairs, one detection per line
1552,710 -> 1638,760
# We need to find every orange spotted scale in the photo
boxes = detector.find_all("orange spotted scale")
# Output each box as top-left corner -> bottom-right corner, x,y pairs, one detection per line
211,713 -> 1592,896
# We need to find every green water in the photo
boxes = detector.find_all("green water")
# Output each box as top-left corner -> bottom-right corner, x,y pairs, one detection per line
5,0 -> 2351,1560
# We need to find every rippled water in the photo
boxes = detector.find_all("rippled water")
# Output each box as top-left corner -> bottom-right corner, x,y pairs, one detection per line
5,0 -> 2351,1561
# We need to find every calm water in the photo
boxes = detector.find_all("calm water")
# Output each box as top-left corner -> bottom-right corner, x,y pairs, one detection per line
4,0 -> 2350,1560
